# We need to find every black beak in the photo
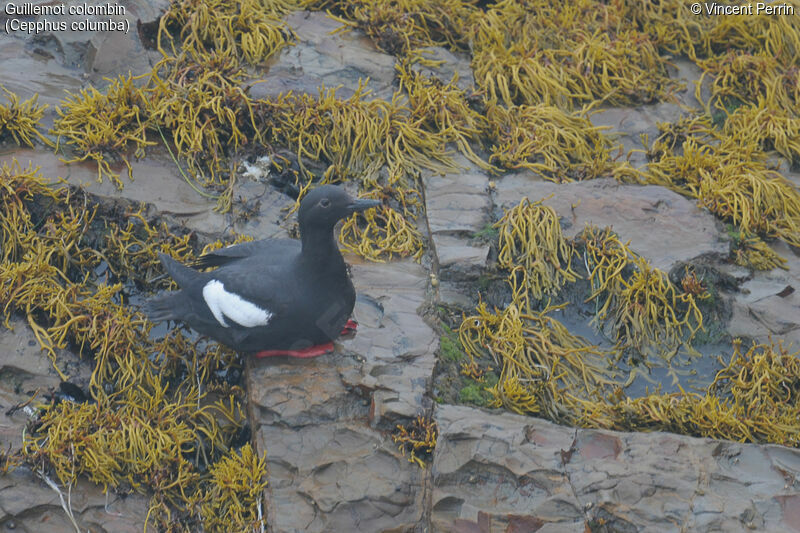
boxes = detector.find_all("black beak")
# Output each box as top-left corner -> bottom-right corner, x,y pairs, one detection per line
347,198 -> 382,212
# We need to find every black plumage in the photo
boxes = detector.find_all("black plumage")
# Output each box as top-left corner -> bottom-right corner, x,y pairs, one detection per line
145,185 -> 380,353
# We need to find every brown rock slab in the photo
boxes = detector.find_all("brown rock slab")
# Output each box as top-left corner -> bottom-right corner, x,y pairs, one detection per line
432,404 -> 584,532
433,404 -> 800,533
494,174 -> 728,272
0,318 -> 93,450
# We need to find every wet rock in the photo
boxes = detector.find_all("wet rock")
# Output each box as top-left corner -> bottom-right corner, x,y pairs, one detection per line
494,174 -> 728,272
783,169 -> 800,193
0,318 -> 94,452
231,177 -> 294,240
432,404 -> 584,532
432,404 -> 800,533
0,319 -> 63,450
667,57 -> 712,110
125,0 -> 172,26
433,235 -> 489,280
249,11 -> 397,101
86,17 -> 162,82
590,57 -> 709,169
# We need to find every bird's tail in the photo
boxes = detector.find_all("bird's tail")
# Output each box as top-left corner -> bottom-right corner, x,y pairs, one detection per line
143,293 -> 180,322
158,252 -> 200,288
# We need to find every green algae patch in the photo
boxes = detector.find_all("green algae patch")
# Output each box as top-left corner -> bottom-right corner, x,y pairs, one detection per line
0,161 -> 266,531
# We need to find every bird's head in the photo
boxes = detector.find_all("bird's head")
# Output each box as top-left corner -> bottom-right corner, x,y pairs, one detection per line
297,185 -> 381,232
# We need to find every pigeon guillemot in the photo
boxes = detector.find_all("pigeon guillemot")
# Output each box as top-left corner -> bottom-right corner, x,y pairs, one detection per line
145,185 -> 381,358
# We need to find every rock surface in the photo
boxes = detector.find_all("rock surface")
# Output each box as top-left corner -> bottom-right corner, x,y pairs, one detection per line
250,11 -> 397,101
494,174 -> 729,272
432,404 -> 800,533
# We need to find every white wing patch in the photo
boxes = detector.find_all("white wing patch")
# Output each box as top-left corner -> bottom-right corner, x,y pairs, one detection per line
202,279 -> 273,328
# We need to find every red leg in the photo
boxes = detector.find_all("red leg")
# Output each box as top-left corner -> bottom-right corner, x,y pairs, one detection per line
254,342 -> 334,359
340,319 -> 358,336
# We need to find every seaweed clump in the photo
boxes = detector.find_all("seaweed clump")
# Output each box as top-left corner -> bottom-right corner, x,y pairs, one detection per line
0,161 -> 266,531
470,0 -> 672,109
486,104 -> 614,182
0,87 -> 50,148
577,225 -> 704,359
51,75 -> 153,188
494,198 -> 578,304
158,0 -> 297,64
317,0 -> 475,58
580,339 -> 800,446
645,114 -> 800,262
392,414 -> 438,468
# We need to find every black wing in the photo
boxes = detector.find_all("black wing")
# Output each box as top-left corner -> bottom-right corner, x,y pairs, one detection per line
190,238 -> 300,269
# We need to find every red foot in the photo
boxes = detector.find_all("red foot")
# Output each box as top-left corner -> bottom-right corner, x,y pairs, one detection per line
341,319 -> 358,336
254,342 -> 334,359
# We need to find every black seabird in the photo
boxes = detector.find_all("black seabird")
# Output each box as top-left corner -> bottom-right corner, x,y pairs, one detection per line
145,185 -> 381,358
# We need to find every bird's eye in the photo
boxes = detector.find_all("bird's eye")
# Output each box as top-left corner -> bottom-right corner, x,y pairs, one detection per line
319,198 -> 331,208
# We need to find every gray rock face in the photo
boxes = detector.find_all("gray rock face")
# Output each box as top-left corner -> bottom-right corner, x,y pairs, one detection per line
728,241 -> 800,347
0,320 -> 142,532
423,157 -> 491,280
249,11 -> 398,101
432,404 -> 800,533
0,470 -> 149,532
0,319 -> 61,446
588,57 -> 711,169
411,46 -> 475,91
495,174 -> 729,272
